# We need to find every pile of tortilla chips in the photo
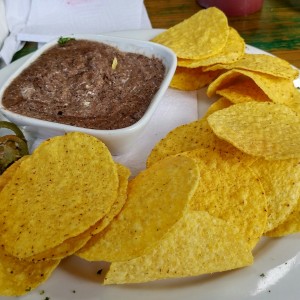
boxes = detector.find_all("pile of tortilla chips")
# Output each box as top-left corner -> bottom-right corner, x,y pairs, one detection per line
0,6 -> 299,296
0,132 -> 131,295
151,7 -> 246,91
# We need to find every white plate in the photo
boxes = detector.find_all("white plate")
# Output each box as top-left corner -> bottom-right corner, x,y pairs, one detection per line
0,29 -> 299,300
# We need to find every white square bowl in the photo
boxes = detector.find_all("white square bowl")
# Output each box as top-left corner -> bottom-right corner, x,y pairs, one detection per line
0,34 -> 177,155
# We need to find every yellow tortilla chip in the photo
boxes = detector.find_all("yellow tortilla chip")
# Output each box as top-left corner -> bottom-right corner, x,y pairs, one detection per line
203,97 -> 233,117
147,114 -> 254,168
0,249 -> 59,296
0,132 -> 119,259
177,27 -> 245,68
184,149 -> 267,248
104,211 -> 253,284
91,163 -> 130,235
266,198 -> 300,237
249,158 -> 300,233
152,7 -> 229,59
216,76 -> 271,103
207,69 -> 300,113
20,164 -> 129,262
77,155 -> 200,262
207,102 -> 300,160
205,53 -> 299,80
0,156 -> 28,192
170,66 -> 221,91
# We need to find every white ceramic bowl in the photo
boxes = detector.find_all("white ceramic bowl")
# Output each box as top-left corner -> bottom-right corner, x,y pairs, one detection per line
0,34 -> 177,155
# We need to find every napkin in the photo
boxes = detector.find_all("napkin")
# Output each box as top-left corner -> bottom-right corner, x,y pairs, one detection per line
0,0 -> 152,65
0,0 -> 9,50
0,0 -> 31,67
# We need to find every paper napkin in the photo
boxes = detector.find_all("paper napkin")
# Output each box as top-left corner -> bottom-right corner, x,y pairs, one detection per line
0,0 -> 152,65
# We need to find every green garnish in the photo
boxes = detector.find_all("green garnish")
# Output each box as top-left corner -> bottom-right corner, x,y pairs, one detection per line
58,36 -> 75,46
260,273 -> 265,277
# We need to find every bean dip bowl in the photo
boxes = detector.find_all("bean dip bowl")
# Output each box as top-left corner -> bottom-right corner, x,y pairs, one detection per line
0,34 -> 177,155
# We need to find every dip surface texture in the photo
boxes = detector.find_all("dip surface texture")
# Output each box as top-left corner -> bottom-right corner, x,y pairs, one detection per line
2,39 -> 165,130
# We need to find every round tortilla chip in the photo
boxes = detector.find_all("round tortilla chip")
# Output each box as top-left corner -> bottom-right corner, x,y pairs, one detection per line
249,159 -> 300,233
146,114 -> 254,168
266,198 -> 300,237
0,249 -> 59,296
151,7 -> 229,59
170,66 -> 221,91
177,27 -> 245,68
204,53 -> 299,80
77,155 -> 200,262
183,149 -> 267,248
216,76 -> 271,103
207,102 -> 300,160
0,132 -> 119,259
206,69 -> 300,113
104,211 -> 253,284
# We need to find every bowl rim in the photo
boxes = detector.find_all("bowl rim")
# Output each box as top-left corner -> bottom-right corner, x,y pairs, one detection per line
0,33 -> 177,136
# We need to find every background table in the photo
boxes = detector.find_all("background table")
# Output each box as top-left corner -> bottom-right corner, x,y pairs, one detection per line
145,0 -> 300,68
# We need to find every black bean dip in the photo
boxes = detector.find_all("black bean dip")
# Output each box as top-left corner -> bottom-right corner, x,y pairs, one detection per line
2,39 -> 166,130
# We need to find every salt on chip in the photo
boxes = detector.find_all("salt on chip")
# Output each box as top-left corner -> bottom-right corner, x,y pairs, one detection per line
177,27 -> 245,68
183,149 -> 267,248
0,249 -> 60,296
205,53 -> 299,80
104,211 -> 253,284
0,132 -> 119,259
170,66 -> 221,91
77,155 -> 200,262
151,7 -> 229,59
249,158 -> 300,233
207,102 -> 300,160
266,198 -> 300,237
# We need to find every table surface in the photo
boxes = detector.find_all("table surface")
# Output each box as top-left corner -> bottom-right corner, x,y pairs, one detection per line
144,0 -> 300,68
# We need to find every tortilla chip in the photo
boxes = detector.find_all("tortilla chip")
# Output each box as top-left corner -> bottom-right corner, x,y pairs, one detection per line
91,163 -> 130,235
266,198 -> 300,237
204,97 -> 233,117
205,53 -> 299,80
207,102 -> 300,160
104,211 -> 253,284
146,114 -> 254,168
0,249 -> 59,296
0,132 -> 119,259
216,76 -> 271,103
77,155 -> 200,262
0,156 -> 28,192
184,149 -> 267,248
170,66 -> 221,91
207,69 -> 300,113
177,27 -> 245,68
152,7 -> 229,59
249,158 -> 300,232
